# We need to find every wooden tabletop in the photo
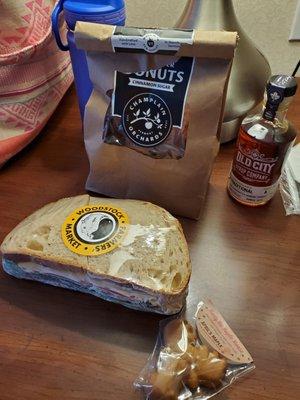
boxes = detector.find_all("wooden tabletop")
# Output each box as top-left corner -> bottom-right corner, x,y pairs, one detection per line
0,85 -> 299,400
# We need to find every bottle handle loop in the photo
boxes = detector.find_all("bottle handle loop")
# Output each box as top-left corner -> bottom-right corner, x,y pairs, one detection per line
51,0 -> 69,51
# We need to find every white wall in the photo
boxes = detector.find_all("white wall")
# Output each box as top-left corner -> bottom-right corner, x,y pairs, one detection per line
126,0 -> 300,76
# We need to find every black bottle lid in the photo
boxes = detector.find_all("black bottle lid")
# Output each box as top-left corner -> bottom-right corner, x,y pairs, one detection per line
267,75 -> 297,98
263,74 -> 297,121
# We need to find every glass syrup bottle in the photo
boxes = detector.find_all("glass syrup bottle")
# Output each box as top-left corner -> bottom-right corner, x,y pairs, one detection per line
228,74 -> 297,206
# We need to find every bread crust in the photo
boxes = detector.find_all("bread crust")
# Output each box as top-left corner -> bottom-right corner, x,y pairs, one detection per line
2,253 -> 189,314
1,196 -> 191,314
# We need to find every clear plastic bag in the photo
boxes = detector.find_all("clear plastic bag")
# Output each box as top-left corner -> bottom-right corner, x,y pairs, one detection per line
280,144 -> 300,215
135,300 -> 255,400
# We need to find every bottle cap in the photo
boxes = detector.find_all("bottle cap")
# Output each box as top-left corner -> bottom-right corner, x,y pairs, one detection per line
263,75 -> 297,121
266,75 -> 297,99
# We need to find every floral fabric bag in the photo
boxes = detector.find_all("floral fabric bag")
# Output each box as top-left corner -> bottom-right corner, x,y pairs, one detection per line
0,0 -> 73,167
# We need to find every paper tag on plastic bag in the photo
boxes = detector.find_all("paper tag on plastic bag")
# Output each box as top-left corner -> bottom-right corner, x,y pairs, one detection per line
195,300 -> 253,365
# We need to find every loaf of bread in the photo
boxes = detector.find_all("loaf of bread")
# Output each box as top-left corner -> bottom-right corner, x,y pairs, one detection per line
1,195 -> 191,314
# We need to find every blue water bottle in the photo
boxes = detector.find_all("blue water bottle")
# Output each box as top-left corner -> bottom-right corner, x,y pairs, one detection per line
52,0 -> 126,119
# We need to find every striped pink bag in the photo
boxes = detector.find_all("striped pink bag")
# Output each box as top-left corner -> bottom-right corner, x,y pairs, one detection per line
0,0 -> 73,167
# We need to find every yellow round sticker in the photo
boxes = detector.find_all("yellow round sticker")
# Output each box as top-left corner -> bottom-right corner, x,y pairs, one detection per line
61,204 -> 129,256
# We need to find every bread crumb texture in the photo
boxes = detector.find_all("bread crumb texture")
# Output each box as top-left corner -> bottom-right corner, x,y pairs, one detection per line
1,196 -> 191,294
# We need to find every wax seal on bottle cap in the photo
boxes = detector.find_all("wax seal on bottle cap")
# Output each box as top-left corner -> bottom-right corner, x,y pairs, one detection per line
263,75 -> 297,121
267,75 -> 297,98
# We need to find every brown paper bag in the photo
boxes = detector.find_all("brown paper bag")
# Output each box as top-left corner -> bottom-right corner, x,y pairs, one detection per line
75,23 -> 237,219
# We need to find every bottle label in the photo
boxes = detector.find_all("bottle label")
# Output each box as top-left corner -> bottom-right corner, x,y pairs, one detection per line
247,124 -> 269,140
232,145 -> 278,186
228,172 -> 279,203
228,127 -> 281,204
232,129 -> 278,186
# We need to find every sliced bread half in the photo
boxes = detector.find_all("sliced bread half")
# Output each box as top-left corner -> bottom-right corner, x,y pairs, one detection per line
1,195 -> 191,314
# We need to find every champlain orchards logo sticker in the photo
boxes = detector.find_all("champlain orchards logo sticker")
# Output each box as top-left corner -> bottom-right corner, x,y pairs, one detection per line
61,205 -> 129,256
122,93 -> 172,147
